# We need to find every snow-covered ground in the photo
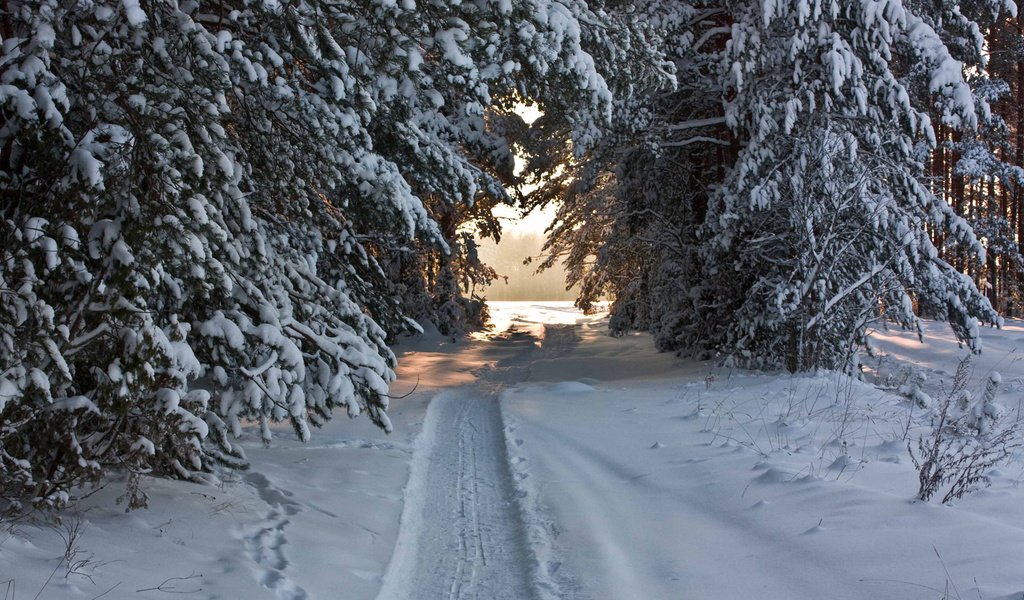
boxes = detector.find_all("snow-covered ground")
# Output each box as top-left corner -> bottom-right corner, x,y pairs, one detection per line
4,302 -> 1024,599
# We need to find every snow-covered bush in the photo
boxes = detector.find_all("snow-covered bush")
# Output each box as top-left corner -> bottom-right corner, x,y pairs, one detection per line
969,371 -> 1005,436
910,360 -> 1019,504
899,370 -> 935,410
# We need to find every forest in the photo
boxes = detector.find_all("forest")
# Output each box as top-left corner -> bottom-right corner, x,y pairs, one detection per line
1,0 -> 1023,515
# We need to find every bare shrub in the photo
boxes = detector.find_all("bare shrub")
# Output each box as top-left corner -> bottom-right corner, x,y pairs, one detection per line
909,358 -> 1020,503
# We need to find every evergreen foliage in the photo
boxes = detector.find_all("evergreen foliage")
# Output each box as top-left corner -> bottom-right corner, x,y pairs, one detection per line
0,0 -> 667,510
3,0 -> 1024,515
533,0 -> 1015,372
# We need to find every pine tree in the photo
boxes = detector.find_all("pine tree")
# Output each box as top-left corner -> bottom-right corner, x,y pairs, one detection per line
521,0 -> 693,324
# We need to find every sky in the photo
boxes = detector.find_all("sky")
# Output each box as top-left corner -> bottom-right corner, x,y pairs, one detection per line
490,202 -> 556,233
472,102 -> 576,301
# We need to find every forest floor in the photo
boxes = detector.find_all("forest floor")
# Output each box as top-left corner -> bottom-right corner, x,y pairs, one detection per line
5,302 -> 1024,599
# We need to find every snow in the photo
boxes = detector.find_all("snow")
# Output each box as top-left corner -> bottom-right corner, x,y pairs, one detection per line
70,148 -> 103,188
0,376 -> 16,412
47,396 -> 100,414
6,303 -> 1024,599
121,0 -> 148,26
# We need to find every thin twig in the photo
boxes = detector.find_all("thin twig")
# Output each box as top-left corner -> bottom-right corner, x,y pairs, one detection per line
135,572 -> 203,594
858,577 -> 944,593
933,545 -> 962,600
382,375 -> 420,399
33,559 -> 62,600
90,581 -> 122,599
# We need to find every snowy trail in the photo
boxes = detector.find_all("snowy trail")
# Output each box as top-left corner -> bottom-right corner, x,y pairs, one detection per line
379,323 -> 580,600
495,308 -> 1024,600
9,304 -> 1024,600
407,388 -> 533,600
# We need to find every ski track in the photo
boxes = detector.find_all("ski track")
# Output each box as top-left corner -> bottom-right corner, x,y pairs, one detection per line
380,323 -> 581,600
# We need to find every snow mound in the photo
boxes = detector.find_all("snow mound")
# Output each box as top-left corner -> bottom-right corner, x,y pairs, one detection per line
547,381 -> 597,393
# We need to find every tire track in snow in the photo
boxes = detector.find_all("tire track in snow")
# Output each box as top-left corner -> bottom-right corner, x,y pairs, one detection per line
378,323 -> 581,600
404,388 -> 533,600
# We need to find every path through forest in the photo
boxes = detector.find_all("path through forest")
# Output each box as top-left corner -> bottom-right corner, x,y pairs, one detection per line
377,321 -> 581,600
376,304 -> 1024,600
9,304 -> 1024,600
400,388 -> 531,600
